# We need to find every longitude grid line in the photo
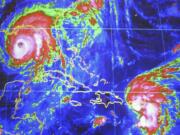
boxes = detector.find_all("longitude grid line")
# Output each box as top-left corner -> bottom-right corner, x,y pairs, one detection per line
110,27 -> 116,135
156,2 -> 166,62
108,1 -> 116,133
108,2 -> 115,134
5,90 -> 7,134
59,87 -> 62,134
57,26 -> 62,133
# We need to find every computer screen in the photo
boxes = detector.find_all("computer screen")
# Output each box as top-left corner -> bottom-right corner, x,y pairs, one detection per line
0,0 -> 179,134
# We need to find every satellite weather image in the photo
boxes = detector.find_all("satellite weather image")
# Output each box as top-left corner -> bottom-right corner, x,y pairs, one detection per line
0,0 -> 179,135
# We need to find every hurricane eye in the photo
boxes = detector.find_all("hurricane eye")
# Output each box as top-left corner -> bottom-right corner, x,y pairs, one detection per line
11,36 -> 35,60
17,42 -> 24,48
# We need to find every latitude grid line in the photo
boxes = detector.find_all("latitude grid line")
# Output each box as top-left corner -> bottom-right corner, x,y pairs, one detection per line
0,28 -> 180,30
1,91 -> 180,93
